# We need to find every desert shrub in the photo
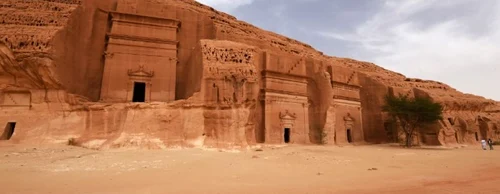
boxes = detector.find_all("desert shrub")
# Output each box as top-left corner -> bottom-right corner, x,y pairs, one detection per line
382,94 -> 443,148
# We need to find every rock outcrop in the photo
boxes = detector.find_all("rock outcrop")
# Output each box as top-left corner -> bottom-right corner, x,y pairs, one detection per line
1,0 -> 498,148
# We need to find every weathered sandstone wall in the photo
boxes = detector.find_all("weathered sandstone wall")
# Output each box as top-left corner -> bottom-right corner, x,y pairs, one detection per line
1,99 -> 257,149
51,0 -> 117,101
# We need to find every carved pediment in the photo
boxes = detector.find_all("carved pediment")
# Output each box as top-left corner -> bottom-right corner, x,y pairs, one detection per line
344,113 -> 355,128
128,65 -> 154,78
104,51 -> 114,58
168,57 -> 179,63
280,110 -> 296,120
344,113 -> 354,122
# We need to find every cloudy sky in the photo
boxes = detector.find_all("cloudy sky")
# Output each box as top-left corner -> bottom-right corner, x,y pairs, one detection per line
196,0 -> 500,101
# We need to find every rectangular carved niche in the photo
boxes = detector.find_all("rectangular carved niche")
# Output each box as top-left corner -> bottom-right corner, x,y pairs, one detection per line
1,91 -> 31,109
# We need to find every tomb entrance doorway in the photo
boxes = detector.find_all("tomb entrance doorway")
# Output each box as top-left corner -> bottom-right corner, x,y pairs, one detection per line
346,129 -> 353,143
132,82 -> 146,102
284,128 -> 291,143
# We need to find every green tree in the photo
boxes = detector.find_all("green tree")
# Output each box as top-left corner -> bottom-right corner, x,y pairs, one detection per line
382,94 -> 443,147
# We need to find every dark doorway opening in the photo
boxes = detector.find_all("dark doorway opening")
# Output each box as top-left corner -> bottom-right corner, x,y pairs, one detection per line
346,129 -> 353,143
132,82 -> 146,102
284,128 -> 290,143
475,132 -> 479,141
1,122 -> 16,140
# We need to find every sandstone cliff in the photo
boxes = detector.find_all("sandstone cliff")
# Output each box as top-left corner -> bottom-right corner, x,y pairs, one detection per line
1,0 -> 498,148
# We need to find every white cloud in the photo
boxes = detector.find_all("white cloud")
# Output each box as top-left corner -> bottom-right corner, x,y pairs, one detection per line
195,0 -> 254,13
319,0 -> 500,100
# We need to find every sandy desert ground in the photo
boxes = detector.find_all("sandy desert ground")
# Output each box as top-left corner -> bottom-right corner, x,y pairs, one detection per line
0,143 -> 498,194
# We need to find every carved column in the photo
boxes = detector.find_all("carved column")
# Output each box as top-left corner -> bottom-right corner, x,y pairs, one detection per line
303,102 -> 310,144
264,99 -> 273,143
358,106 -> 365,141
148,82 -> 152,102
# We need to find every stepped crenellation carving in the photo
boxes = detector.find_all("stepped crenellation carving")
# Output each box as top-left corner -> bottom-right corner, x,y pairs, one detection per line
345,71 -> 356,84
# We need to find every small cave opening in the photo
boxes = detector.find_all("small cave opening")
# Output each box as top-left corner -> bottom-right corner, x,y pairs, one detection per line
1,122 -> 16,140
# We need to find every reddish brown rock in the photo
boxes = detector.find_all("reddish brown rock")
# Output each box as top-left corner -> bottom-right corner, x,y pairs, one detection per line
1,0 -> 498,148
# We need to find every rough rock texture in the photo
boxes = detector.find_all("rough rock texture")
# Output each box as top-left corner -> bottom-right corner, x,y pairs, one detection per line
1,0 -> 499,149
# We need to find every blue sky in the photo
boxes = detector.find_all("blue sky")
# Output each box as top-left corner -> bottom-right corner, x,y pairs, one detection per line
196,0 -> 500,100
